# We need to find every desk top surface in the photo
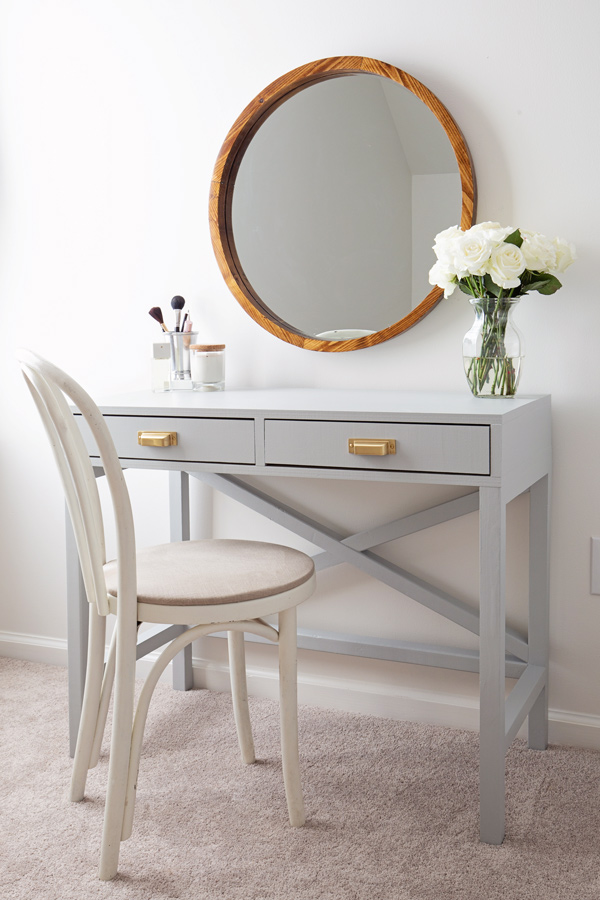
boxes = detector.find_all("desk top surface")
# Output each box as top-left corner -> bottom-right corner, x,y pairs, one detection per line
95,387 -> 549,425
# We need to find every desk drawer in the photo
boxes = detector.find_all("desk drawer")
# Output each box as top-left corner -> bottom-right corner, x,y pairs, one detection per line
264,420 -> 490,475
80,415 -> 255,465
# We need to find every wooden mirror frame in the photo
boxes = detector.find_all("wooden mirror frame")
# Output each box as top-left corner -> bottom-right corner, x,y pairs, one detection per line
209,56 -> 476,352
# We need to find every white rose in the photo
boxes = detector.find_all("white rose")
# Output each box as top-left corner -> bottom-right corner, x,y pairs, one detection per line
428,260 -> 457,298
487,243 -> 526,290
432,226 -> 462,268
551,237 -> 577,273
520,230 -> 557,273
467,222 -> 514,244
433,225 -> 462,247
455,231 -> 494,276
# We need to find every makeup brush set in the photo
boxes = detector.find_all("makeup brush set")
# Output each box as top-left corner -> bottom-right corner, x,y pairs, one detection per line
149,297 -> 198,385
149,295 -> 191,334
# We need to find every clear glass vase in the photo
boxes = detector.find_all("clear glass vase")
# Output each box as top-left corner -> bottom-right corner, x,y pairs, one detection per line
463,297 -> 524,398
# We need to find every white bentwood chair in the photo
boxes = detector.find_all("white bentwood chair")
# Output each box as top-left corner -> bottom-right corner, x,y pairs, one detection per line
17,350 -> 316,880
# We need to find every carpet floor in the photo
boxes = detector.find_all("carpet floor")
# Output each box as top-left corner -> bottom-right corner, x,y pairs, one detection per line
1,657 -> 600,899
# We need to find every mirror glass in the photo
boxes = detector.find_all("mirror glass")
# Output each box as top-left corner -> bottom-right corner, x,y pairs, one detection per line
210,58 -> 475,350
232,76 -> 461,337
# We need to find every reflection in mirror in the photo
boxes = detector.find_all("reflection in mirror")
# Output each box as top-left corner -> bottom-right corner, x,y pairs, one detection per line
210,57 -> 476,351
232,75 -> 462,338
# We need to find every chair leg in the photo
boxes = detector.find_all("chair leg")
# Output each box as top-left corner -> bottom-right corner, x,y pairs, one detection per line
227,630 -> 256,764
278,606 -> 305,827
70,608 -> 106,802
98,612 -> 137,881
88,626 -> 117,769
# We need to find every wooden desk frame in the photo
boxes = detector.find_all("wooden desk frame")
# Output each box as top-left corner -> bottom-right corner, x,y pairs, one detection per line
68,388 -> 551,846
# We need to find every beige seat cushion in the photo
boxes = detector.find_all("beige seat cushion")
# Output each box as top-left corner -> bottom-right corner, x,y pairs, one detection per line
104,539 -> 315,606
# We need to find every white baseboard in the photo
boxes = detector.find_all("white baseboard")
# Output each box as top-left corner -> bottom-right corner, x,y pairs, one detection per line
0,630 -> 69,666
2,630 -> 599,750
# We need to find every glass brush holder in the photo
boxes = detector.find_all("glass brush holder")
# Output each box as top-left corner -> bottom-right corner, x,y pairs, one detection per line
169,331 -> 198,386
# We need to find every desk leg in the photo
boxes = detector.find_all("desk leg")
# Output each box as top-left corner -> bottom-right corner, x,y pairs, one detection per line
66,507 -> 88,758
479,487 -> 506,844
169,471 -> 193,691
527,475 -> 550,750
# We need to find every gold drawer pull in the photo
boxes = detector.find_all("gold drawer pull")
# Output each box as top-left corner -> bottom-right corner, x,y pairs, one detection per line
137,431 -> 178,447
348,438 -> 396,456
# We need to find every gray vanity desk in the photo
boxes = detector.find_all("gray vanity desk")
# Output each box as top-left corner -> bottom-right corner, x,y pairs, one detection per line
71,387 -> 551,846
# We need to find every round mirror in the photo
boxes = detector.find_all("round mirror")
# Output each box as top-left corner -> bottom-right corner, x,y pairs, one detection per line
209,57 -> 476,351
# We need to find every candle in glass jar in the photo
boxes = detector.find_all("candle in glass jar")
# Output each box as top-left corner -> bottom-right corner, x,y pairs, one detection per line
190,344 -> 225,391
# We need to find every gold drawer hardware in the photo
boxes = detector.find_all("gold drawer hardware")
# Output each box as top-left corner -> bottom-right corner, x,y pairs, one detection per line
348,438 -> 396,456
137,431 -> 178,447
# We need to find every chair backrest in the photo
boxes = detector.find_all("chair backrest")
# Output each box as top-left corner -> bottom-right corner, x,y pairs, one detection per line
16,350 -> 136,617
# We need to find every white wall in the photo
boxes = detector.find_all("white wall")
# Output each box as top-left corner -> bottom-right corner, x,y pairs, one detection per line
1,0 -> 599,747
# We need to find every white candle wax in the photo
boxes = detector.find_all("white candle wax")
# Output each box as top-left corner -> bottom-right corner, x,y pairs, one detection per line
191,349 -> 225,387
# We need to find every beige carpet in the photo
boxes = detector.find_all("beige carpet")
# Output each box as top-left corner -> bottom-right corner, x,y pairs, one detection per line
1,658 -> 600,900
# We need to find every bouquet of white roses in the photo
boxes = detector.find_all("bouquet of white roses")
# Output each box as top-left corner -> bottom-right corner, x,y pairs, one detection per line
429,222 -> 576,300
429,222 -> 576,397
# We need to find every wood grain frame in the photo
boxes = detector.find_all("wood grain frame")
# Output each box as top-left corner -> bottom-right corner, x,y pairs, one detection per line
209,56 -> 476,352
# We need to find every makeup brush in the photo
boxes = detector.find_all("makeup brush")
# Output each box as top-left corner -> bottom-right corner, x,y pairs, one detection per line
149,306 -> 169,332
171,295 -> 186,331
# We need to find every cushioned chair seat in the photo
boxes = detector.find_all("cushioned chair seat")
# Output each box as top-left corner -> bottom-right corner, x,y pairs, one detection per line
104,539 -> 315,606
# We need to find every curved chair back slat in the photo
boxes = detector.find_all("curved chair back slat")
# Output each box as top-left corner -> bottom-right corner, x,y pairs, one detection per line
17,350 -> 137,617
